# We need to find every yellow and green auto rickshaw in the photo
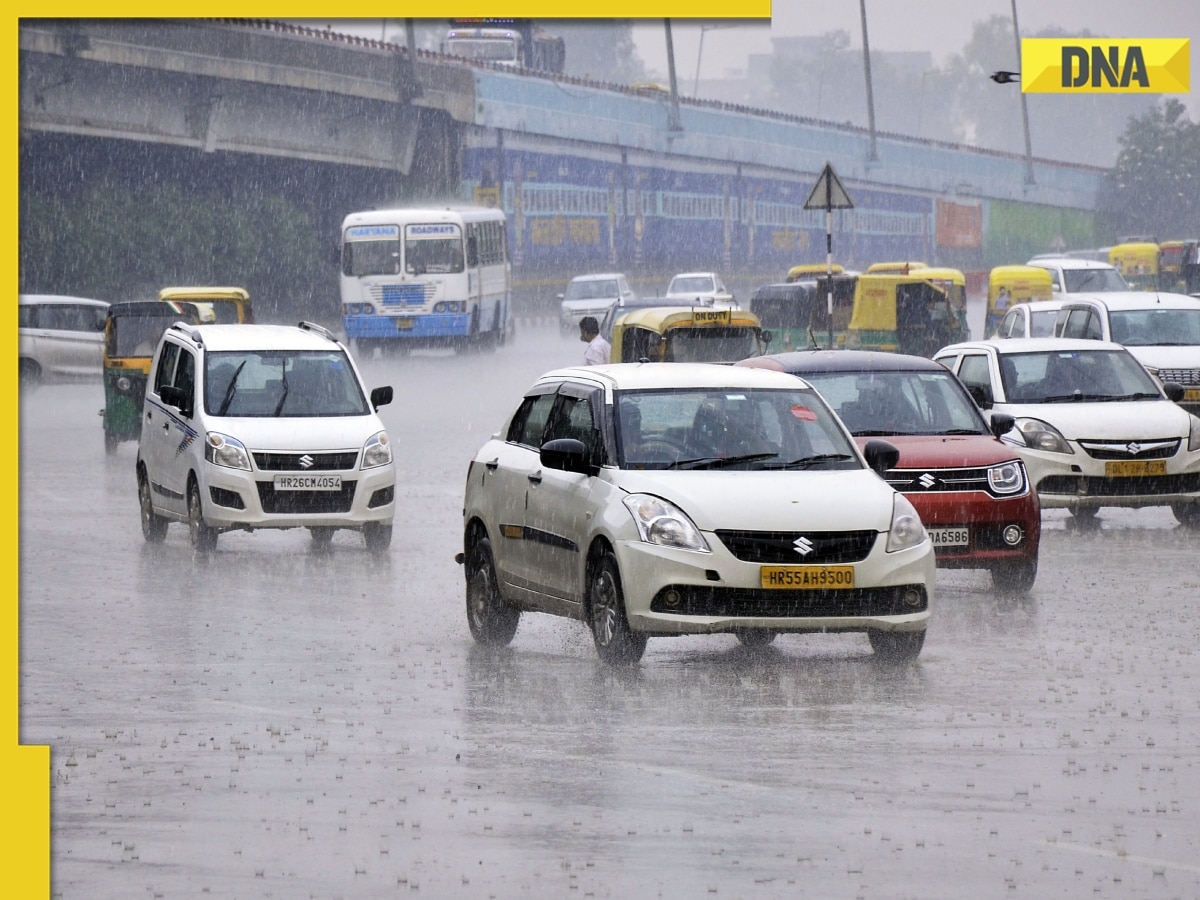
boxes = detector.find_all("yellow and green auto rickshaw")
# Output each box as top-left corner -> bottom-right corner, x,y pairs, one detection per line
158,286 -> 254,324
1107,242 -> 1160,291
984,265 -> 1054,337
1158,239 -> 1200,294
610,306 -> 770,363
785,262 -> 844,283
101,300 -> 201,454
844,273 -> 964,357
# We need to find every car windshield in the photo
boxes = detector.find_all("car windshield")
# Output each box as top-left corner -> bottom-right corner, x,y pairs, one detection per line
204,350 -> 369,417
1062,268 -> 1128,292
798,370 -> 989,436
998,348 -> 1163,403
615,387 -> 860,471
669,276 -> 715,294
1109,308 -> 1200,346
566,280 -> 619,301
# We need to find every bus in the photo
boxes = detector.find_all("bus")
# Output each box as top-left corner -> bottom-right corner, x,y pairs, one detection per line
339,206 -> 512,354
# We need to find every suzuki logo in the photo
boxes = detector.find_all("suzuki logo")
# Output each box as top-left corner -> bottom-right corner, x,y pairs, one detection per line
298,454 -> 315,469
918,473 -> 937,489
1125,442 -> 1142,456
793,536 -> 815,556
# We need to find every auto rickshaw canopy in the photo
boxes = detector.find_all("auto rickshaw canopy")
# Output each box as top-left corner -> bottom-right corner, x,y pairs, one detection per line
159,286 -> 253,324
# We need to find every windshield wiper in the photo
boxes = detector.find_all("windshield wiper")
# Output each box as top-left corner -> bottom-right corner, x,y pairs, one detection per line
272,370 -> 290,416
1103,392 -> 1162,401
939,428 -> 987,435
216,360 -> 247,416
762,453 -> 855,470
666,452 -> 779,470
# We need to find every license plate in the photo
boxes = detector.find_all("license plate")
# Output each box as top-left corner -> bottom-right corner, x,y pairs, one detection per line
760,566 -> 854,590
395,318 -> 414,331
1105,459 -> 1166,477
273,474 -> 342,491
928,527 -> 969,548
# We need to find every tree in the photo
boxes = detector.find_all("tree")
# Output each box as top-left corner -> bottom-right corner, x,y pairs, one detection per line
1098,99 -> 1200,242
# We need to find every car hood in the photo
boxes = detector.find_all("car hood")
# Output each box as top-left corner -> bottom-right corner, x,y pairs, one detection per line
996,399 -> 1191,439
612,468 -> 898,532
1124,345 -> 1200,370
216,415 -> 385,451
854,434 -> 1018,468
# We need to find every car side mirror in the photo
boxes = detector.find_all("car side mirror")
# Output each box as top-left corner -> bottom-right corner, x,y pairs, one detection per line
540,437 -> 595,476
160,384 -> 192,418
1162,381 -> 1185,403
966,383 -> 993,409
862,439 -> 900,477
370,385 -> 393,410
989,413 -> 1015,438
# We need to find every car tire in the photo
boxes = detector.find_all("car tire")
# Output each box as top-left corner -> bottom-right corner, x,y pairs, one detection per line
868,629 -> 925,661
188,479 -> 218,553
19,359 -> 41,390
733,628 -> 777,648
1171,502 -> 1200,528
990,557 -> 1038,593
465,537 -> 520,646
362,522 -> 392,555
588,551 -> 647,665
309,526 -> 335,550
138,466 -> 167,543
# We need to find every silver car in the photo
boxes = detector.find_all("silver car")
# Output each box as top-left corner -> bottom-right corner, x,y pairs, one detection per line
18,294 -> 109,386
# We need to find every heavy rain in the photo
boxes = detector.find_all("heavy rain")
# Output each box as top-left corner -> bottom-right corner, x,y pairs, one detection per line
16,14 -> 1200,900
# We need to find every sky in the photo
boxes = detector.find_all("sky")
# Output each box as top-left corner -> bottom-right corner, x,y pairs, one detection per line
634,1 -> 1199,114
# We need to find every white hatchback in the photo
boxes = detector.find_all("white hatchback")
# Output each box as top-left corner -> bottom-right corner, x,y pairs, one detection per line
459,363 -> 935,664
137,321 -> 396,553
665,272 -> 737,308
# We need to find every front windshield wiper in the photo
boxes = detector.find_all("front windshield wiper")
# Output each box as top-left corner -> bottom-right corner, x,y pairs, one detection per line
762,453 -> 856,470
666,452 -> 779,470
272,369 -> 290,416
938,428 -> 987,435
216,360 -> 247,416
1041,392 -> 1110,403
1101,392 -> 1162,401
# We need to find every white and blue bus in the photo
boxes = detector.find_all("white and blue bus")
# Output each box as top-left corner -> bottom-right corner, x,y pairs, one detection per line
339,206 -> 511,353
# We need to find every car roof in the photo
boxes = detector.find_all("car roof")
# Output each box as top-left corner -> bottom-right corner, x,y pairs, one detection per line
1010,299 -> 1067,312
1027,258 -> 1117,271
169,323 -> 343,353
937,337 -> 1126,355
740,349 -> 948,374
670,271 -> 719,279
19,293 -> 110,307
569,273 -> 626,282
534,362 -> 811,393
1059,292 -> 1200,311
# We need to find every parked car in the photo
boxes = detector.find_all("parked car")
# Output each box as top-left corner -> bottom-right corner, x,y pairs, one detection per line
558,273 -> 635,335
18,293 -> 110,387
739,350 -> 1040,591
1052,293 -> 1200,416
458,362 -> 935,663
665,272 -> 736,308
933,338 -> 1200,527
996,299 -> 1066,340
1026,257 -> 1129,296
137,321 -> 396,553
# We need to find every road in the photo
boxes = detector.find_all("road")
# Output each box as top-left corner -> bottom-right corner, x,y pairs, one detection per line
19,322 -> 1200,898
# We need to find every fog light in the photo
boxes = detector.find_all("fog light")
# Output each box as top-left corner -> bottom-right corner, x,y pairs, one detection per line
1002,524 -> 1024,547
903,587 -> 923,608
662,589 -> 683,609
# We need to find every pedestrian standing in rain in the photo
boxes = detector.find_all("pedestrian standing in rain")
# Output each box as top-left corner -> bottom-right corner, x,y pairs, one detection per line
579,316 -> 610,365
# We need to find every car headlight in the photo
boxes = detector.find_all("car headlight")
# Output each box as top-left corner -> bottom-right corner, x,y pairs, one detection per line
623,494 -> 710,553
886,493 -> 927,553
1005,417 -> 1074,455
988,460 -> 1027,495
362,431 -> 392,469
205,432 -> 251,471
1189,414 -> 1200,452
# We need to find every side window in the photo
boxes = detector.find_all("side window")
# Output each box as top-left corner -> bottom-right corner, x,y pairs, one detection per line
153,342 -> 180,395
506,391 -> 557,448
956,353 -> 993,406
174,349 -> 196,404
1082,311 -> 1103,340
546,390 -> 604,466
18,304 -> 37,328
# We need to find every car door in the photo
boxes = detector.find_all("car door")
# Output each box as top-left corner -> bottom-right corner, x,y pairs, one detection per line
141,340 -> 199,517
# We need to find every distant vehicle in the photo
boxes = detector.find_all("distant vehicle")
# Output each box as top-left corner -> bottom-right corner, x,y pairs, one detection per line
749,282 -> 822,352
865,261 -> 928,275
1026,257 -> 1129,296
159,286 -> 253,324
845,273 -> 967,357
786,263 -> 844,283
339,205 -> 511,355
665,272 -> 736,308
996,299 -> 1066,340
609,305 -> 769,364
933,338 -> 1200,527
558,273 -> 635,335
442,20 -> 564,73
1158,239 -> 1200,295
18,293 -> 110,387
458,361 -> 934,663
985,265 -> 1054,337
1107,242 -> 1161,291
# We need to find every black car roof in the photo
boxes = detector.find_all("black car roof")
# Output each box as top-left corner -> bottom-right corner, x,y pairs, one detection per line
754,349 -> 949,374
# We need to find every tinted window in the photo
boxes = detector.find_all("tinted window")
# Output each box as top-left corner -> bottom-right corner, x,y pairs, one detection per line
153,342 -> 181,394
506,392 -> 557,448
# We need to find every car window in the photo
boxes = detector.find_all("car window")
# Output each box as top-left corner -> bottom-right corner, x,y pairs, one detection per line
799,371 -> 987,436
999,309 -> 1021,338
153,341 -> 181,395
546,393 -> 602,464
175,348 -> 196,407
506,390 -> 557,448
1112,308 -> 1200,346
956,354 -> 993,403
1029,311 -> 1059,337
202,350 -> 369,418
1063,268 -> 1128,292
18,304 -> 38,329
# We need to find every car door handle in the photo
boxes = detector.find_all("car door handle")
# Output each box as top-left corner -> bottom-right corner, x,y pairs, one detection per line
528,471 -> 542,485
485,458 -> 499,471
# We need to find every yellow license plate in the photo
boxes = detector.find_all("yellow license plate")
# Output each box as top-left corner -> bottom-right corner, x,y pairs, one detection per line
760,566 -> 855,590
1105,459 -> 1167,477
395,318 -> 414,331
1184,388 -> 1200,401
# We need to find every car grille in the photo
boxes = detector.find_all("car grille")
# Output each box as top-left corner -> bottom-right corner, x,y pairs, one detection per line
714,530 -> 878,564
649,585 -> 927,618
886,466 -> 994,494
1076,439 -> 1179,461
256,481 -> 357,514
1158,368 -> 1200,386
253,452 -> 359,471
1037,472 -> 1200,497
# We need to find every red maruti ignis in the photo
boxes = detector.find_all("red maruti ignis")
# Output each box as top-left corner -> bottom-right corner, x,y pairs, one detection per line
739,350 -> 1040,592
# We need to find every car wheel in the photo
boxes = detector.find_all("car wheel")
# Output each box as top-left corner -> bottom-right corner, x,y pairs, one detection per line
19,359 -> 41,390
733,628 -> 777,647
309,526 -> 335,550
465,537 -> 520,646
362,522 -> 392,555
990,557 -> 1038,593
588,551 -> 647,665
187,479 -> 218,553
138,467 -> 167,543
868,629 -> 925,661
1171,502 -> 1200,528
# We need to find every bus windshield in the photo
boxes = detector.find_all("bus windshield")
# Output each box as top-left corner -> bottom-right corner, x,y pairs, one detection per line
405,224 -> 464,275
343,225 -> 400,277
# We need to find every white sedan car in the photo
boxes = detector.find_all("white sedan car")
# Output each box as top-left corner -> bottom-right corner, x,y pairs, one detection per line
459,363 -> 935,664
934,338 -> 1200,526
665,272 -> 737,308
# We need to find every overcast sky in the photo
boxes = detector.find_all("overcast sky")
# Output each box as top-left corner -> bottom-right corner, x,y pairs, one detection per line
636,1 -> 1198,114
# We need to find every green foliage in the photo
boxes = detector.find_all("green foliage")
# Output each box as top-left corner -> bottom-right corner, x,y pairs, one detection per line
1098,99 -> 1200,242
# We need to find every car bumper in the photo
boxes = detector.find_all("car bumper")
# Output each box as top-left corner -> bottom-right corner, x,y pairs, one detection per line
199,463 -> 395,530
614,533 -> 934,636
906,489 -> 1040,568
1020,447 -> 1200,509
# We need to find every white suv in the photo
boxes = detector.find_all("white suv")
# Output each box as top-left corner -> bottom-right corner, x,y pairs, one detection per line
1026,257 -> 1128,296
558,273 -> 636,334
137,321 -> 396,553
665,271 -> 736,308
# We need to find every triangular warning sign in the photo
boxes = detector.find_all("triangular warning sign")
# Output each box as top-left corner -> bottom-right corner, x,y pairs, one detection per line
803,163 -> 855,210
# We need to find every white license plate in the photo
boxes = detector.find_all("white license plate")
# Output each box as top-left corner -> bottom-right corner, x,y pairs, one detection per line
273,474 -> 342,491
928,527 -> 969,548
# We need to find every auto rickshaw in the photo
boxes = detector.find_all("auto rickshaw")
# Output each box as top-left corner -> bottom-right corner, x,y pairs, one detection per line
610,306 -> 770,363
984,265 -> 1054,337
101,300 -> 200,454
1107,242 -> 1160,291
845,274 -> 964,358
158,286 -> 253,324
1158,239 -> 1200,295
785,262 -> 844,283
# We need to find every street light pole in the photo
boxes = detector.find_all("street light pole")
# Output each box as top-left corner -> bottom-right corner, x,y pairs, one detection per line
859,0 -> 879,162
1010,0 -> 1036,185
693,23 -> 739,97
